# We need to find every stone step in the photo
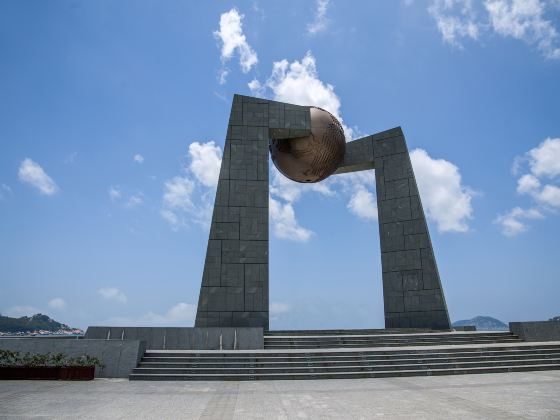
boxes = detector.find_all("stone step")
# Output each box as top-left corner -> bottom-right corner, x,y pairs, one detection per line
265,328 -> 438,336
133,357 -> 560,375
142,343 -> 560,360
264,336 -> 519,342
129,363 -> 560,381
137,351 -> 560,369
264,338 -> 520,345
264,331 -> 512,338
262,332 -> 521,349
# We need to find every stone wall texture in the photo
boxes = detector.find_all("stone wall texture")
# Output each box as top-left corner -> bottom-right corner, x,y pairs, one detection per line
0,338 -> 145,378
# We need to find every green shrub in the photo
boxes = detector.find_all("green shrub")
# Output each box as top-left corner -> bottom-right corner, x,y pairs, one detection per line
0,349 -> 103,368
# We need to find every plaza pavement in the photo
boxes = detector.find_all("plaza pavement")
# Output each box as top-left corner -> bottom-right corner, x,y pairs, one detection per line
1,371 -> 560,419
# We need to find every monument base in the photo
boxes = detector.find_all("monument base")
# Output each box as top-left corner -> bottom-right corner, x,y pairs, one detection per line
84,326 -> 264,350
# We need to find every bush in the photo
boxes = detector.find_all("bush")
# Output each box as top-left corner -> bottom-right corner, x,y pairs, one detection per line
0,349 -> 103,368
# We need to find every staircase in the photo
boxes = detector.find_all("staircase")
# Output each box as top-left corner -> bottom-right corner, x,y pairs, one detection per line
129,330 -> 560,381
264,330 -> 521,349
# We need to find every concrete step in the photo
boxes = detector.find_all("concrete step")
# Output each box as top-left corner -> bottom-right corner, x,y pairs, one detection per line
142,343 -> 560,360
129,363 -> 560,381
265,331 -> 513,339
263,332 -> 520,349
264,339 -> 521,349
137,352 -> 560,369
266,328 -> 438,336
130,336 -> 560,381
132,357 -> 560,375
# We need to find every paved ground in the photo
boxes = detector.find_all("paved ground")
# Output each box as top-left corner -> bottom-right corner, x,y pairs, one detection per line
1,371 -> 560,419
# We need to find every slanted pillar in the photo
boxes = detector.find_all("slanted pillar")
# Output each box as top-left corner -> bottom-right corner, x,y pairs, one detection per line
194,95 -> 311,329
335,127 -> 451,329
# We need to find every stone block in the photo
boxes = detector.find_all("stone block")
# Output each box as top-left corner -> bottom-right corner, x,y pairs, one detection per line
378,197 -> 412,223
210,222 -> 239,240
221,263 -> 244,287
222,240 -> 268,264
384,291 -> 404,313
385,178 -> 410,200
373,134 -> 407,157
381,249 -> 422,272
404,233 -> 429,250
229,180 -> 268,207
214,182 -> 229,206
382,271 -> 403,292
403,219 -> 427,235
402,270 -> 423,290
380,222 -> 405,252
243,102 -> 269,126
381,153 -> 413,181
268,101 -> 285,128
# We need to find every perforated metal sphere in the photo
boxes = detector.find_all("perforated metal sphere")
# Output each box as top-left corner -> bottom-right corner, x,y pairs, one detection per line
269,107 -> 346,183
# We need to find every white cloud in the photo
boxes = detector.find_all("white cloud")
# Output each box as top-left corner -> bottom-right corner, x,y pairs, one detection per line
268,167 -> 336,241
161,176 -> 195,229
307,0 -> 330,35
218,69 -> 229,85
270,167 -> 334,203
499,136 -> 560,234
108,186 -> 122,200
160,209 -> 181,230
514,137 -> 560,210
0,183 -> 12,200
485,0 -> 560,59
48,298 -> 66,310
98,287 -> 128,304
161,142 -> 221,231
270,302 -> 291,316
163,176 -> 195,211
494,206 -> 543,236
536,184 -> 560,208
517,173 -> 541,194
214,8 -> 258,83
133,154 -> 144,164
265,51 -> 354,140
411,148 -> 474,233
527,137 -> 560,178
347,185 -> 378,220
428,0 -> 480,47
3,305 -> 41,317
105,302 -> 196,327
188,141 -> 222,188
428,0 -> 560,58
125,193 -> 144,208
269,197 -> 313,242
248,78 -> 265,96
18,158 -> 59,196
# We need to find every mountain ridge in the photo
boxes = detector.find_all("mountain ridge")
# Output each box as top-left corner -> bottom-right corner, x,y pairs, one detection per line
452,316 -> 508,331
0,313 -> 82,335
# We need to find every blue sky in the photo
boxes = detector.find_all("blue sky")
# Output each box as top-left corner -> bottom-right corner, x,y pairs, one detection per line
1,0 -> 559,330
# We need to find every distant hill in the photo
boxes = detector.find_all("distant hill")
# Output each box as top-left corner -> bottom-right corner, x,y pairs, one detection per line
550,316 -> 560,321
452,316 -> 508,331
0,313 -> 81,334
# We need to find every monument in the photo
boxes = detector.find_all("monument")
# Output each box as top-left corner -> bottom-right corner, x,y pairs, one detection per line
6,94 -> 560,382
194,94 -> 451,330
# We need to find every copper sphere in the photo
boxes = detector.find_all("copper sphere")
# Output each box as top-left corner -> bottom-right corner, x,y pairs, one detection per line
269,107 -> 346,183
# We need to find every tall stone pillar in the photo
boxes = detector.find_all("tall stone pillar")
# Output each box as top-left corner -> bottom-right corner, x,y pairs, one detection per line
335,128 -> 451,329
194,95 -> 311,329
